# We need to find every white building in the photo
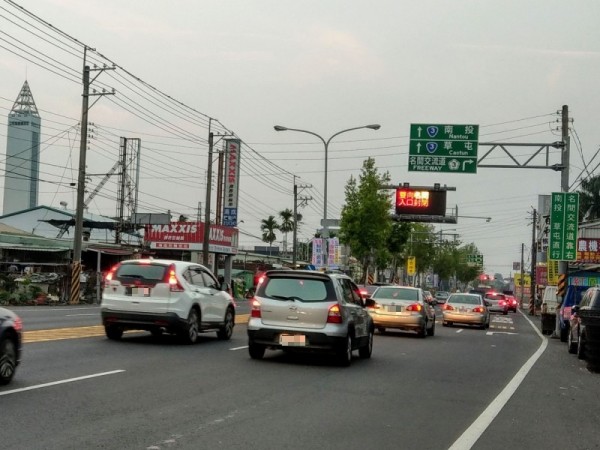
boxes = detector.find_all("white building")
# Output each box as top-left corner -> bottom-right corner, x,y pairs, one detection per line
3,80 -> 42,215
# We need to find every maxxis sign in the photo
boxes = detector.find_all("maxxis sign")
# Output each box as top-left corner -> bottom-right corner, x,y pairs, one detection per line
145,222 -> 238,254
223,139 -> 241,227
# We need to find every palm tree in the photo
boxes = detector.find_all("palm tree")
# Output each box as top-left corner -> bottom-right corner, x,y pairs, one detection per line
260,215 -> 280,256
279,209 -> 294,256
578,175 -> 600,222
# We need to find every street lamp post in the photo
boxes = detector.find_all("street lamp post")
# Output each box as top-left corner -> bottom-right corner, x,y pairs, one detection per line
274,124 -> 381,239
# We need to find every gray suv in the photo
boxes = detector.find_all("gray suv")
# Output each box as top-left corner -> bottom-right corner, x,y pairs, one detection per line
247,270 -> 374,366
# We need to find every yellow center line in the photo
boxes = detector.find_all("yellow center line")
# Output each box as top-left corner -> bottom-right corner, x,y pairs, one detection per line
23,314 -> 250,344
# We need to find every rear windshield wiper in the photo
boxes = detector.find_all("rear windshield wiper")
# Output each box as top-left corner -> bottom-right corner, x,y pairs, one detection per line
270,295 -> 303,301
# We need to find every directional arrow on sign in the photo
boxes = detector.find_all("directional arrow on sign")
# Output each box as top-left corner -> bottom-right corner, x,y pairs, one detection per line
462,159 -> 475,170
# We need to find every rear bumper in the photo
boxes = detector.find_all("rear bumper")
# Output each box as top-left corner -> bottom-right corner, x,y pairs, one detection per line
368,312 -> 424,330
247,328 -> 346,352
101,309 -> 187,332
443,312 -> 486,325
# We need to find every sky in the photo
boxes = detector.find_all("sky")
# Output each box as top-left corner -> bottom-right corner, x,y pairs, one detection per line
1,0 -> 599,277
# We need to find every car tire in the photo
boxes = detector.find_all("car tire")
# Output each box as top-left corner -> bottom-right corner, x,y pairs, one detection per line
150,328 -> 163,338
577,332 -> 586,360
217,308 -> 234,340
442,321 -> 448,327
337,334 -> 352,366
248,342 -> 265,360
427,320 -> 435,336
568,329 -> 577,354
105,325 -> 123,341
359,330 -> 373,359
503,310 -> 508,316
418,322 -> 427,338
180,308 -> 200,344
0,337 -> 17,385
560,325 -> 569,343
377,327 -> 386,335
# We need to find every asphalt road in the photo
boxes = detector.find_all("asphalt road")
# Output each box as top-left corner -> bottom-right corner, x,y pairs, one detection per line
1,306 -> 598,450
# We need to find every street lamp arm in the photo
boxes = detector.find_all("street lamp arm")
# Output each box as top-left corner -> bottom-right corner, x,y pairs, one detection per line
273,126 -> 326,146
325,125 -> 381,146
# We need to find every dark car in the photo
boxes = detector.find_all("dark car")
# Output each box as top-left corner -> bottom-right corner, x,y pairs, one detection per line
567,286 -> 600,363
0,306 -> 23,385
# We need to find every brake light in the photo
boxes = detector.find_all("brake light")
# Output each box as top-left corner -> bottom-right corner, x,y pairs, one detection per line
406,303 -> 422,312
104,263 -> 120,285
472,306 -> 485,313
251,299 -> 261,318
443,304 -> 454,311
167,264 -> 185,292
13,316 -> 23,332
499,300 -> 506,306
327,304 -> 343,323
360,289 -> 368,297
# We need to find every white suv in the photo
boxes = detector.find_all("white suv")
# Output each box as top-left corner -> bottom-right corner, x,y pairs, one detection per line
247,270 -> 374,366
101,259 -> 236,343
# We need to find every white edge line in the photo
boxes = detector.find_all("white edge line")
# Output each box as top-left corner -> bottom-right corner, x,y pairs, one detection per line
0,370 -> 125,397
230,346 -> 249,351
448,311 -> 547,450
456,329 -> 463,333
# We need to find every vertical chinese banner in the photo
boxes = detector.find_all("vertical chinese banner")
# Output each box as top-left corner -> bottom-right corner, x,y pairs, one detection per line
223,139 -> 241,227
549,192 -> 579,261
328,237 -> 340,267
312,238 -> 323,267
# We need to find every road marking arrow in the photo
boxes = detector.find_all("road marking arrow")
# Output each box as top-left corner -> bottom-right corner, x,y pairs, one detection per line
486,331 -> 518,336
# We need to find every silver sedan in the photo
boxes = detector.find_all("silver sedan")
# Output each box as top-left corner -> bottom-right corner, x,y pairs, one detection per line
442,293 -> 490,329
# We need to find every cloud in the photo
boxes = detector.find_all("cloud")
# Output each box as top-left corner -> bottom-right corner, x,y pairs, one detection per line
454,43 -> 600,58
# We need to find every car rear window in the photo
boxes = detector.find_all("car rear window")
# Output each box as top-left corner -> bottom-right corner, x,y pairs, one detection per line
115,263 -> 167,283
485,293 -> 505,300
263,277 -> 328,302
448,295 -> 481,305
373,287 -> 419,301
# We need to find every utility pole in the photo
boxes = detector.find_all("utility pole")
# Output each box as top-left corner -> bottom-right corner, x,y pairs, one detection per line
293,182 -> 298,268
554,105 -> 571,337
70,47 -> 114,304
530,209 -> 537,315
520,243 -> 525,308
202,129 -> 214,268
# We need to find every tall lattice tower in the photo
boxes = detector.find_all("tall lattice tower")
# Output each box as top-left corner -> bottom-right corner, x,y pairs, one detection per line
3,80 -> 42,215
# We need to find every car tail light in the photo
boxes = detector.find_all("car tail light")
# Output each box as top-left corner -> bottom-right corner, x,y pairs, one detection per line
499,300 -> 506,306
366,301 -> 381,310
443,304 -> 454,311
406,303 -> 422,312
360,289 -> 368,297
472,306 -> 485,313
13,316 -> 23,332
104,263 -> 120,286
166,264 -> 185,292
327,304 -> 343,323
251,299 -> 261,318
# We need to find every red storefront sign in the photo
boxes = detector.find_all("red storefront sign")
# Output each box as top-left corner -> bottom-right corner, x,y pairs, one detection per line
576,238 -> 600,263
145,222 -> 238,254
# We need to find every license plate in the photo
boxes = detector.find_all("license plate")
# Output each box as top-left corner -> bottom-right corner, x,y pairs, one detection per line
386,305 -> 402,312
280,334 -> 306,346
126,287 -> 151,296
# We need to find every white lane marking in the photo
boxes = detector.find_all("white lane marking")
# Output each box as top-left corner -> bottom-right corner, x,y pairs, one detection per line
65,313 -> 97,317
0,370 -> 125,397
230,346 -> 248,351
449,310 -> 547,450
486,331 -> 518,336
456,329 -> 463,333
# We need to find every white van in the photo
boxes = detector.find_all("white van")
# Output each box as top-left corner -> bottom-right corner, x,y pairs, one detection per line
542,286 -> 559,314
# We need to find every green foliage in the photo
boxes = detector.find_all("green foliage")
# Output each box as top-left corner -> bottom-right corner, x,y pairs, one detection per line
340,158 -> 392,279
578,175 -> 600,222
260,215 -> 280,255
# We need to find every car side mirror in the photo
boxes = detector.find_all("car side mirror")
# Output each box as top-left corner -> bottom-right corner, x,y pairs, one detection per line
485,300 -> 491,307
365,299 -> 376,308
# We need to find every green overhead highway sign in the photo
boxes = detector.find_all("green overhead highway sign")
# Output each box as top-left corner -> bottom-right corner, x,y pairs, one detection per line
409,123 -> 479,174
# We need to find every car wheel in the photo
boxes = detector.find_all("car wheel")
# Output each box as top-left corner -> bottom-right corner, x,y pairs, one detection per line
568,329 -> 577,354
181,308 -> 200,344
447,321 -> 453,327
577,332 -> 586,360
442,321 -> 448,327
377,327 -> 386,335
217,308 -> 234,340
248,342 -> 265,360
560,325 -> 569,343
503,310 -> 508,316
337,334 -> 352,366
0,337 -> 17,385
150,328 -> 163,338
105,325 -> 123,341
359,329 -> 373,359
427,320 -> 435,336
418,322 -> 427,338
